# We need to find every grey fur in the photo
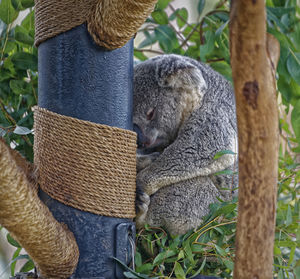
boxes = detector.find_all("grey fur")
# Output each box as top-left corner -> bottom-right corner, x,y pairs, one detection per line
133,54 -> 238,235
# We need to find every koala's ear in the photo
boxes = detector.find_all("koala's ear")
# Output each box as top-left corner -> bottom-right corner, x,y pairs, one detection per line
155,55 -> 207,91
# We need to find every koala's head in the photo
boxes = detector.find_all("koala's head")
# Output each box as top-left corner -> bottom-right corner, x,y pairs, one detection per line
133,54 -> 207,152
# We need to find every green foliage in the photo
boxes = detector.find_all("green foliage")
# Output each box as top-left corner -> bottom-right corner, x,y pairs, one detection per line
0,0 -> 36,162
133,201 -> 237,278
0,0 -> 299,278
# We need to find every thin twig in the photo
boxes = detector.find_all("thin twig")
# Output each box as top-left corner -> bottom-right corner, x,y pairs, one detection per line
216,0 -> 229,9
207,58 -> 226,63
0,24 -> 11,62
134,48 -> 164,55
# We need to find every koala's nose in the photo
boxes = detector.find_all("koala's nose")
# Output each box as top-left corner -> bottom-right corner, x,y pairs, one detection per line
133,124 -> 147,149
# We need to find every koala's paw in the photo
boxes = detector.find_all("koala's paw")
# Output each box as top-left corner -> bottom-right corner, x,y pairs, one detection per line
137,151 -> 161,172
135,187 -> 150,226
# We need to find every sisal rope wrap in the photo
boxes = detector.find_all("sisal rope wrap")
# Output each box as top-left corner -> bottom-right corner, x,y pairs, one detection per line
0,139 -> 79,279
34,106 -> 137,218
35,0 -> 157,49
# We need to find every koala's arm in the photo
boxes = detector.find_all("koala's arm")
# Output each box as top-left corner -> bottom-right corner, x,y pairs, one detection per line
136,152 -> 160,172
137,114 -> 237,196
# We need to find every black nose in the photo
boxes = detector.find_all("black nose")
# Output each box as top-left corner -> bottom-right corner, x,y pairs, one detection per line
133,124 -> 146,148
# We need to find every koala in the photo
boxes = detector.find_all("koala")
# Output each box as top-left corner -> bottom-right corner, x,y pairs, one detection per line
133,54 -> 238,235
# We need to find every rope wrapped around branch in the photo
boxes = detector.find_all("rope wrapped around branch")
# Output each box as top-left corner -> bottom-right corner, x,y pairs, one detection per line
0,139 -> 79,278
34,107 -> 137,218
35,0 -> 157,49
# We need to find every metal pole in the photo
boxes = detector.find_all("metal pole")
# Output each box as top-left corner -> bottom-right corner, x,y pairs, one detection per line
38,23 -> 135,278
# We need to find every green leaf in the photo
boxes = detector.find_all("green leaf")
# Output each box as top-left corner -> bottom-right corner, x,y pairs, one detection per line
287,245 -> 295,266
7,234 -> 21,248
174,262 -> 186,279
278,76 -> 292,103
135,251 -> 142,267
152,9 -> 169,25
223,259 -> 234,270
267,8 -> 289,32
20,260 -> 34,272
274,244 -> 281,255
0,0 -> 19,24
215,244 -> 227,257
291,100 -> 300,143
3,40 -> 17,54
156,0 -> 171,10
155,25 -> 178,53
182,24 -> 200,44
197,0 -> 206,15
185,45 -> 200,60
20,0 -> 34,8
177,8 -> 188,29
183,241 -> 194,264
210,61 -> 232,81
214,203 -> 237,217
136,263 -> 153,274
285,205 -> 293,226
21,10 -> 34,32
177,249 -> 185,260
10,247 -> 21,276
138,31 -> 158,49
11,0 -> 23,11
189,257 -> 206,278
286,52 -> 300,85
11,52 -> 38,71
215,20 -> 229,37
214,149 -> 236,159
267,7 -> 295,18
200,30 -> 215,61
113,257 -> 155,279
15,25 -> 34,45
153,249 -> 177,265
14,126 -> 32,135
10,79 -> 29,95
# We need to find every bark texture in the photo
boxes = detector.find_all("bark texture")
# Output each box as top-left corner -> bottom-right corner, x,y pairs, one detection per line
230,1 -> 279,279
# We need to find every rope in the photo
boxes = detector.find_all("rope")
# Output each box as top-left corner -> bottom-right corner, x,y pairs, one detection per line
0,139 -> 79,278
34,106 -> 137,218
34,0 -> 157,49
87,0 -> 158,49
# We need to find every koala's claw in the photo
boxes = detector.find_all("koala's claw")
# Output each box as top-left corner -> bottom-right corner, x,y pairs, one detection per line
136,188 -> 150,218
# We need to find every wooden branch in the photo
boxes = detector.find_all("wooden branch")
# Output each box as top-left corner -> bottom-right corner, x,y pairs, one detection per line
230,1 -> 279,278
0,139 -> 79,278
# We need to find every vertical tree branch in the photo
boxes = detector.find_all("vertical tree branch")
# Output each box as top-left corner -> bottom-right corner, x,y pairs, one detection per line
230,1 -> 279,278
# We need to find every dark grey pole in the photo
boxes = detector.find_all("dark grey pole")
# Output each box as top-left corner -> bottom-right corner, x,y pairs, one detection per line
37,23 -> 135,279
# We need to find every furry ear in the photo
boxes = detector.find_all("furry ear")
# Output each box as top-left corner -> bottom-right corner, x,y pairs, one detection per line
155,55 -> 207,91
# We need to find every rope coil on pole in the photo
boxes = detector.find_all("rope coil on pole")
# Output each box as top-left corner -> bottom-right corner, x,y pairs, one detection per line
35,0 -> 157,49
0,139 -> 79,279
34,106 -> 137,218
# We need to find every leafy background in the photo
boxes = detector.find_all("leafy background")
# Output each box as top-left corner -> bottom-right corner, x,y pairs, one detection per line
0,0 -> 299,278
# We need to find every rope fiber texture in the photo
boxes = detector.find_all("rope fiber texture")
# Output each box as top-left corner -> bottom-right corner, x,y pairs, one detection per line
34,106 -> 137,218
0,139 -> 79,278
35,0 -> 157,49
